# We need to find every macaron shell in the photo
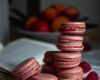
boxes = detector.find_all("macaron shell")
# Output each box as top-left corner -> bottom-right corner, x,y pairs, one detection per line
54,60 -> 80,68
57,35 -> 83,43
57,35 -> 83,40
53,52 -> 81,61
57,67 -> 83,76
12,57 -> 36,77
58,74 -> 83,80
59,30 -> 85,34
42,64 -> 57,75
18,62 -> 41,80
43,56 -> 54,64
56,43 -> 84,51
43,51 -> 61,64
59,22 -> 86,34
57,46 -> 83,51
31,73 -> 58,80
61,22 -> 86,27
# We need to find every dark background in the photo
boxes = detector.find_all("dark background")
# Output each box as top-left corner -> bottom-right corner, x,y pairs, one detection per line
8,0 -> 100,43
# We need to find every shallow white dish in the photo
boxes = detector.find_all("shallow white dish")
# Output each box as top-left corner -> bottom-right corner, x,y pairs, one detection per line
18,29 -> 60,43
0,42 -> 4,52
18,27 -> 100,43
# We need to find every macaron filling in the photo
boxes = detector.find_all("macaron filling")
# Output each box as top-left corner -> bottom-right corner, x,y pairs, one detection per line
16,63 -> 38,79
56,43 -> 84,48
57,45 -> 83,48
58,39 -> 83,43
54,60 -> 80,65
20,64 -> 41,80
59,27 -> 86,32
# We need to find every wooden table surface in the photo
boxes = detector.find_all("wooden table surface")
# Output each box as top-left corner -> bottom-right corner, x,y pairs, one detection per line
0,75 -> 15,80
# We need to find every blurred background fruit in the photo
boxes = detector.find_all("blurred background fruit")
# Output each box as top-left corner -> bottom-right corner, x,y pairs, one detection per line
10,3 -> 82,32
51,3 -> 65,13
25,16 -> 38,31
31,20 -> 50,32
9,1 -> 100,45
51,16 -> 70,32
62,5 -> 81,21
39,7 -> 58,22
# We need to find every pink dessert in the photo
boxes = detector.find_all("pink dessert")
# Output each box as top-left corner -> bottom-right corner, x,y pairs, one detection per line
41,64 -> 57,76
56,43 -> 84,51
43,51 -> 60,64
57,66 -> 83,80
12,57 -> 41,80
58,22 -> 86,34
31,73 -> 58,80
57,35 -> 83,43
53,52 -> 81,68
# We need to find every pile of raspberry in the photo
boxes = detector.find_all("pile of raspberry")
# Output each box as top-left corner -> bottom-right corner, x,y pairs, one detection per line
80,61 -> 99,80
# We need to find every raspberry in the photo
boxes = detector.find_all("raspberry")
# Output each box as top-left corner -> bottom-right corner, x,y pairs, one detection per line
79,61 -> 91,73
86,71 -> 99,80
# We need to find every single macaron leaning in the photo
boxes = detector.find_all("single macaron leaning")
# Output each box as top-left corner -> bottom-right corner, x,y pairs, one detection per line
12,57 -> 42,80
43,51 -> 60,64
31,73 -> 58,80
53,52 -> 81,68
57,66 -> 83,80
58,22 -> 86,34
57,35 -> 83,43
56,42 -> 84,51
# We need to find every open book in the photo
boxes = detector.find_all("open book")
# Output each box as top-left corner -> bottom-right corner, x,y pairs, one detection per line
0,42 -> 4,53
0,38 -> 58,75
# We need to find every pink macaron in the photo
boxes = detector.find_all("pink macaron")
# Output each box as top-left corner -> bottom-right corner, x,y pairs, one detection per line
56,43 -> 84,51
53,52 -> 81,68
43,51 -> 60,64
12,57 -> 41,80
41,64 -> 57,76
57,66 -> 83,80
57,35 -> 83,43
58,22 -> 86,34
31,73 -> 58,80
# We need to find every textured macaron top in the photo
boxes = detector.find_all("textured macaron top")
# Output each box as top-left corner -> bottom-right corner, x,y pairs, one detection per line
57,66 -> 83,76
31,73 -> 58,80
61,22 -> 86,27
54,52 -> 81,59
12,57 -> 36,75
57,35 -> 83,40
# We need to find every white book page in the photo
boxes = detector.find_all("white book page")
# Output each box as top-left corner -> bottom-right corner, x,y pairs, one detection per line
0,38 -> 58,72
0,42 -> 4,53
0,62 -> 12,72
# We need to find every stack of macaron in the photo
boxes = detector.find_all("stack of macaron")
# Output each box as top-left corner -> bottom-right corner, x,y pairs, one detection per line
42,51 -> 60,75
54,22 -> 86,80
